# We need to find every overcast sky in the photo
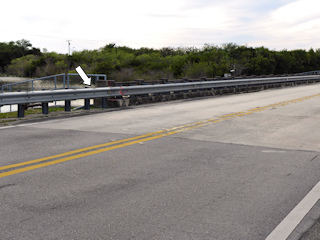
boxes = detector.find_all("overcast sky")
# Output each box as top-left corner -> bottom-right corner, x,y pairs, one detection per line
1,0 -> 320,54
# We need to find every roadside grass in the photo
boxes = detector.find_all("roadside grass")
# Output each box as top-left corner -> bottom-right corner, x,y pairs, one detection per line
0,105 -> 100,126
0,107 -> 66,119
0,106 -> 79,125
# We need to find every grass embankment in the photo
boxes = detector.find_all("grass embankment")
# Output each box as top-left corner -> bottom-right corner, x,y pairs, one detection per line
0,106 -> 100,125
0,107 -> 66,125
0,107 -> 66,118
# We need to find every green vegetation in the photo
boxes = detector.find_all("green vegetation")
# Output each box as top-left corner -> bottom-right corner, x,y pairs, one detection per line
0,105 -> 102,121
0,107 -> 66,119
1,40 -> 320,81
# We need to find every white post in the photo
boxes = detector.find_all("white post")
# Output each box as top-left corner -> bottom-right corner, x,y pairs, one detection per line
66,40 -> 72,55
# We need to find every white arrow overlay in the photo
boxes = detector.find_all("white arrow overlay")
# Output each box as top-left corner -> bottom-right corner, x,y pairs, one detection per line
75,66 -> 91,86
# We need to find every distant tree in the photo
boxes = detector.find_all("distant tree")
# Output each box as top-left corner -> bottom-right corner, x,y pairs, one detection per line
0,40 -> 41,73
3,40 -> 320,80
6,55 -> 38,77
170,56 -> 186,78
160,47 -> 176,57
15,39 -> 32,50
102,43 -> 116,52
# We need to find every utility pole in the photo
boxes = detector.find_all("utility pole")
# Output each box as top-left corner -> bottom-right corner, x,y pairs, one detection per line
230,64 -> 236,78
66,40 -> 72,55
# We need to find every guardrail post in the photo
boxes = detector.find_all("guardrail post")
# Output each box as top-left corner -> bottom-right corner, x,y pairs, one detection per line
101,97 -> 107,108
65,100 -> 71,111
18,104 -> 25,118
63,73 -> 66,88
42,102 -> 49,114
84,99 -> 90,110
94,80 -> 110,108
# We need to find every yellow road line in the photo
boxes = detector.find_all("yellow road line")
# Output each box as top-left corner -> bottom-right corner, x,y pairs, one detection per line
1,93 -> 319,178
0,130 -> 166,171
0,131 -> 179,178
0,121 -> 206,172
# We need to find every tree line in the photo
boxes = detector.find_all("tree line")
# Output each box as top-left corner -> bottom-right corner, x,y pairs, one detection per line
1,40 -> 320,81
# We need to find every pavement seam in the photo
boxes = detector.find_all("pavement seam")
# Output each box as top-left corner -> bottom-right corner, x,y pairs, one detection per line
1,93 -> 319,178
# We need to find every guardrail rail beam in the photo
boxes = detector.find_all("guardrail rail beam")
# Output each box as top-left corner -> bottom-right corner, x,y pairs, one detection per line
1,75 -> 319,118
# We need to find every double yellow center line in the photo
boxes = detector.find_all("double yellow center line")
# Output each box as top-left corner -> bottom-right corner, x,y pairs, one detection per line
1,93 -> 319,178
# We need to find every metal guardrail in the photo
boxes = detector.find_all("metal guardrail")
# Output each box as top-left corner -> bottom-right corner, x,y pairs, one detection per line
1,73 -> 107,92
66,73 -> 107,89
1,74 -> 66,92
0,75 -> 319,117
297,70 -> 320,75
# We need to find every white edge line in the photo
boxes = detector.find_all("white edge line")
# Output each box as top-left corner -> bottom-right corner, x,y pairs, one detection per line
0,125 -> 15,130
0,118 -> 77,130
266,181 -> 320,240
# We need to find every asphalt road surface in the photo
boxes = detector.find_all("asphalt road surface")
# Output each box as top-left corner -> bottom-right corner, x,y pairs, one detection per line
0,84 -> 320,240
